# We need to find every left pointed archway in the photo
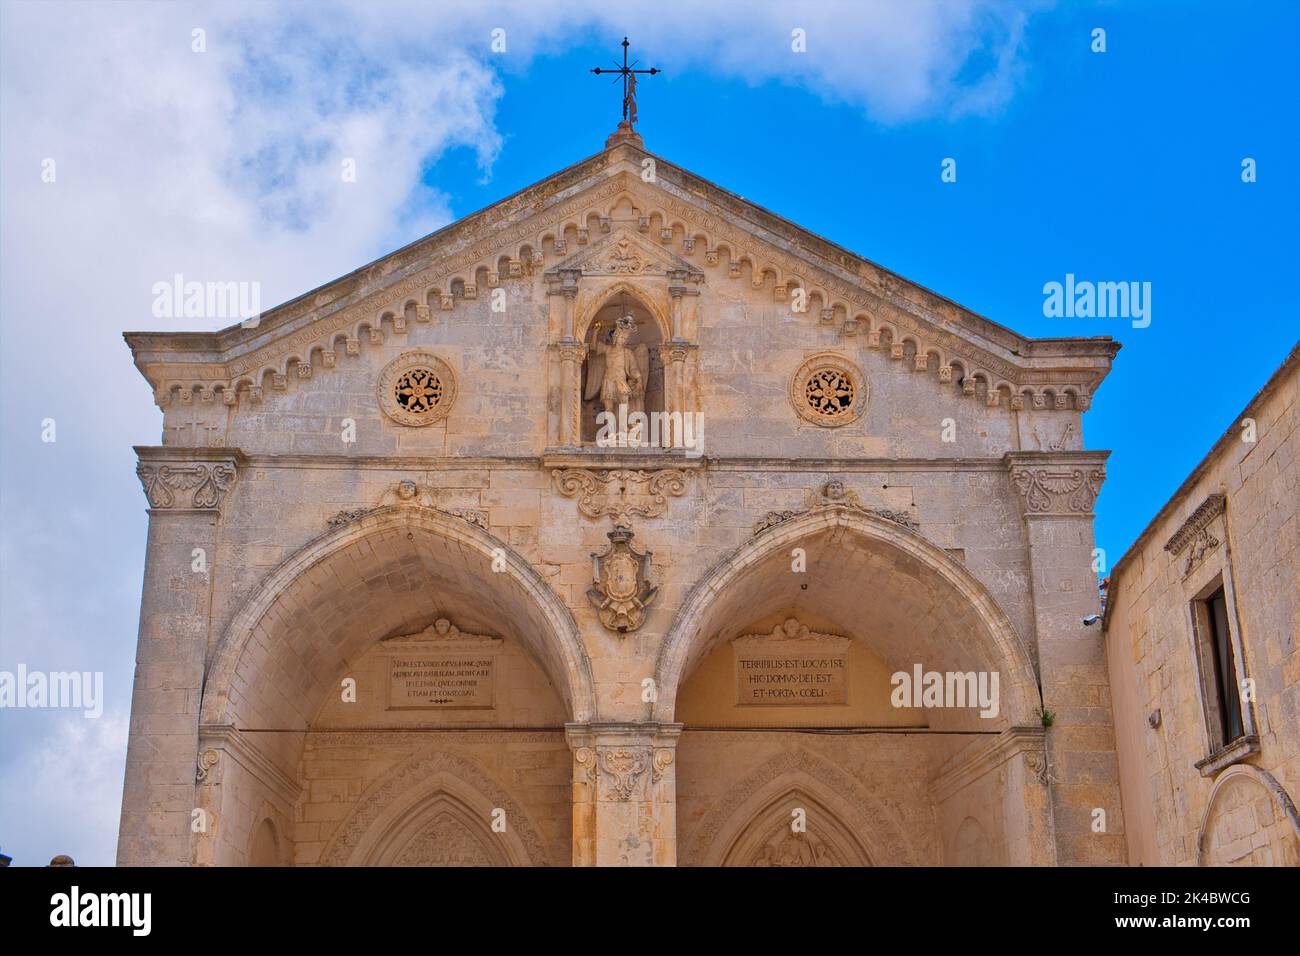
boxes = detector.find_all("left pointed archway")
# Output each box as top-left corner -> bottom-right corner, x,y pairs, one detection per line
195,505 -> 594,865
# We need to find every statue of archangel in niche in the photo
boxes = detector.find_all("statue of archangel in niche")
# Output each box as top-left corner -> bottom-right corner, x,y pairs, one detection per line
584,313 -> 650,444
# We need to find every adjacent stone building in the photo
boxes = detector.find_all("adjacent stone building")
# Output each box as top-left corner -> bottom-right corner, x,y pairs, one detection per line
1104,343 -> 1299,867
119,122 -> 1134,866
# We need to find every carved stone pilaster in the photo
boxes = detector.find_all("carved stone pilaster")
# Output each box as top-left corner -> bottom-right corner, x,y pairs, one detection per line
135,447 -> 245,513
554,338 -> 587,446
566,722 -> 682,866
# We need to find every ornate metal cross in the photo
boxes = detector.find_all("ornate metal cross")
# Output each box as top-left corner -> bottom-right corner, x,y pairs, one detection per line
590,37 -> 660,126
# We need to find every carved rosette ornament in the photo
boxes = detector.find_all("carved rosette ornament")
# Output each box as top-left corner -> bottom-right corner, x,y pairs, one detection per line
137,459 -> 237,511
790,352 -> 868,427
587,524 -> 657,632
377,350 -> 457,426
1006,453 -> 1108,517
552,468 -> 691,521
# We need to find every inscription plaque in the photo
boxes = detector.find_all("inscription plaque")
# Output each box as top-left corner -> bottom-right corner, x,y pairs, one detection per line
388,654 -> 496,709
380,618 -> 502,710
732,619 -> 851,706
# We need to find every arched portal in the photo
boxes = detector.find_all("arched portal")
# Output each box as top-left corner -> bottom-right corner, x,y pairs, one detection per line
658,506 -> 1048,866
197,505 -> 594,866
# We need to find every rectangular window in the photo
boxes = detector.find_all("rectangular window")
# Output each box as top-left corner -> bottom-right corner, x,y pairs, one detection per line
1202,587 -> 1243,746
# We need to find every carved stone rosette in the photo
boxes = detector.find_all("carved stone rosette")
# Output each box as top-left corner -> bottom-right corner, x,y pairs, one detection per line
136,448 -> 241,512
1005,452 -> 1108,517
553,467 -> 691,522
587,524 -> 657,633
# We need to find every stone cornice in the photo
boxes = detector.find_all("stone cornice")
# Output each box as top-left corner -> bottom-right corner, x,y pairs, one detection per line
163,451 -> 1038,474
1005,451 -> 1109,517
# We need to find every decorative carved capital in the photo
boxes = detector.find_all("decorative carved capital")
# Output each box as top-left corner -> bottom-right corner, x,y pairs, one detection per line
574,746 -> 599,783
196,749 -> 220,783
136,448 -> 242,512
598,746 -> 650,801
554,339 -> 587,364
651,748 -> 675,784
1005,453 -> 1108,517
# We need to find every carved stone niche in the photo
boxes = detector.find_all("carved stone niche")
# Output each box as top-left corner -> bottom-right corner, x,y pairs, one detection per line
587,524 -> 657,633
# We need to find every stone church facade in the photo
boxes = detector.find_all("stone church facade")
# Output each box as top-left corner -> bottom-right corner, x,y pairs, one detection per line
120,123 -> 1132,867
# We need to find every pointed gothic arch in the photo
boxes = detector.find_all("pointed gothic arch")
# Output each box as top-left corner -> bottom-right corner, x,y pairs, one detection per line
319,748 -> 552,866
200,505 -> 597,731
687,749 -> 915,866
654,506 -> 1040,726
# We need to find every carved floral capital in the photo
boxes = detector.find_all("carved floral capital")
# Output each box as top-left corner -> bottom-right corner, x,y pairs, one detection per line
136,448 -> 242,512
598,746 -> 650,801
1005,453 -> 1108,517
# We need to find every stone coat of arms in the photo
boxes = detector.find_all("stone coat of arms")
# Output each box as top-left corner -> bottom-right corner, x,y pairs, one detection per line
587,524 -> 657,633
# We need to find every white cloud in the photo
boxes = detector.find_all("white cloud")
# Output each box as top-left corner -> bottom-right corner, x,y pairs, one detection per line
0,0 -> 1040,864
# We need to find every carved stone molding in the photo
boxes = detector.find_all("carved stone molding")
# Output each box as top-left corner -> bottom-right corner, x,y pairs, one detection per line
1005,452 -> 1108,517
587,524 -> 658,633
195,749 -> 219,783
598,746 -> 650,801
753,479 -> 919,535
552,467 -> 691,522
135,447 -> 242,513
325,480 -> 487,530
651,748 -> 674,784
1164,493 -> 1226,577
574,746 -> 599,783
380,617 -> 500,647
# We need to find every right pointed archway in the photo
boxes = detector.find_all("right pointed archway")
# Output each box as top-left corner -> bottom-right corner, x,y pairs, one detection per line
658,506 -> 1053,866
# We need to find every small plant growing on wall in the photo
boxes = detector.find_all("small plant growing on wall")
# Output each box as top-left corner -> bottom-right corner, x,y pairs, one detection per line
1035,705 -> 1056,728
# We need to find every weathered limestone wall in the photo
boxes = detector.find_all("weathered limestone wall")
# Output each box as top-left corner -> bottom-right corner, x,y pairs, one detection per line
1105,348 -> 1299,866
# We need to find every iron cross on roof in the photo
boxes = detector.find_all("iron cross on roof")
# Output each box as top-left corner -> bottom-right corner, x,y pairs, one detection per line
590,37 -> 660,126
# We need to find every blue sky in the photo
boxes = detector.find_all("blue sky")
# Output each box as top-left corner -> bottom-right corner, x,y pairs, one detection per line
0,0 -> 1296,866
435,6 -> 1299,564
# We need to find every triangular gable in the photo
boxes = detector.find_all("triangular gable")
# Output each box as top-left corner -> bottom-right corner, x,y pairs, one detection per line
125,136 -> 1118,410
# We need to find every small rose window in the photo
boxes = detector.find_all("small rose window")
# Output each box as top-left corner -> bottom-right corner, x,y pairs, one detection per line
790,353 -> 867,427
394,367 -> 444,415
378,351 -> 457,426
